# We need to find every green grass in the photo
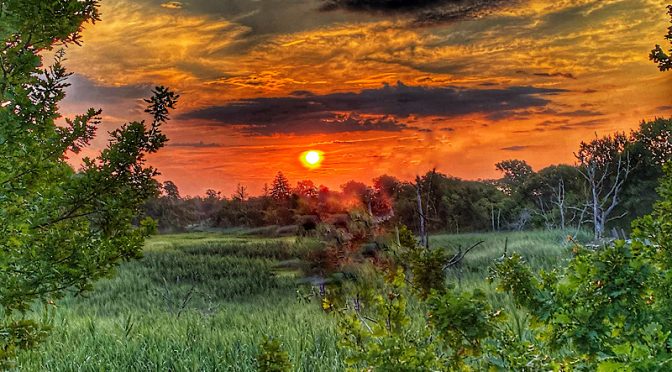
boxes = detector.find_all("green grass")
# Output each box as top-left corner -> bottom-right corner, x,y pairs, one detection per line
432,229 -> 591,315
432,229 -> 591,287
15,230 -> 588,371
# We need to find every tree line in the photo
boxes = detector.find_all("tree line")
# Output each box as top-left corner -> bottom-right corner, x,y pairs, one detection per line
145,117 -> 672,240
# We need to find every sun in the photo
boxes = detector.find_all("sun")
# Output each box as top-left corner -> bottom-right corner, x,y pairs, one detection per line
300,150 -> 324,169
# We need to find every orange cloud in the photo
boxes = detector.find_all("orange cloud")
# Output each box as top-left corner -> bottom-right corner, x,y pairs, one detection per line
58,0 -> 672,195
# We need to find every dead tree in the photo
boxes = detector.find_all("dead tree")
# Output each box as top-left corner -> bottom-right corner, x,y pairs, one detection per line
234,183 -> 248,201
576,134 -> 631,240
551,177 -> 567,230
415,176 -> 428,248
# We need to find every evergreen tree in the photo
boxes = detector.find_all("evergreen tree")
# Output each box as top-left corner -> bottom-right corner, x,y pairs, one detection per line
270,171 -> 291,201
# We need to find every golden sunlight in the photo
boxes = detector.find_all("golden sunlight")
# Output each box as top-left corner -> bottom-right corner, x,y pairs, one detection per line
300,150 -> 324,169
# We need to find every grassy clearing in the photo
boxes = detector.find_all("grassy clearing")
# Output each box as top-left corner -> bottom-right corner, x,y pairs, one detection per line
433,229 -> 592,284
17,234 -> 341,371
16,230 -> 587,371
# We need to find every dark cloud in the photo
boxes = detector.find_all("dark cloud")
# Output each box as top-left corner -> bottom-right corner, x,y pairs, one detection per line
501,145 -> 530,151
179,81 -> 565,135
556,109 -> 604,117
65,74 -> 152,104
538,119 -> 570,127
62,75 -> 153,120
656,105 -> 672,111
321,113 -> 410,132
516,70 -> 576,80
319,0 -> 517,25
149,0 -> 370,40
540,118 -> 608,131
289,90 -> 316,97
485,105 -> 602,121
320,0 -> 460,12
160,1 -> 183,9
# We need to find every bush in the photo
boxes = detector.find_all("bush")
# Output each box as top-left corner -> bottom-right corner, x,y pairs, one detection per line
256,337 -> 292,372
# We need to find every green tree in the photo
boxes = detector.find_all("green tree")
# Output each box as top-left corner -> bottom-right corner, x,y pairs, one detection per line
0,0 -> 176,364
650,5 -> 672,71
618,118 -> 672,227
495,159 -> 534,193
489,163 -> 672,369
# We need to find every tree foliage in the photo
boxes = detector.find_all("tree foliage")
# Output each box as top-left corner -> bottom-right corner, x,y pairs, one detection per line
0,0 -> 176,364
650,5 -> 672,71
489,163 -> 672,369
496,159 -> 534,193
149,116 -> 672,237
256,337 -> 292,372
327,157 -> 672,370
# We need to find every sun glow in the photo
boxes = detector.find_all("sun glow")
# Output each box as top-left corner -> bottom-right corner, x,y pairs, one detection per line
300,150 -> 324,169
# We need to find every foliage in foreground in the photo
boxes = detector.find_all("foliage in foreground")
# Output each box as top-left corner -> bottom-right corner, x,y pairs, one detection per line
257,337 -> 292,372
651,5 -> 672,71
331,163 -> 672,370
0,0 -> 175,365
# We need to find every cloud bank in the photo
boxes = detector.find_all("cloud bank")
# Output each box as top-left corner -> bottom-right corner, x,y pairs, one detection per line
180,82 -> 565,134
319,0 -> 519,25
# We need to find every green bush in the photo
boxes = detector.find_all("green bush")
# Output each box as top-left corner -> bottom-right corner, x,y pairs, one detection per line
257,337 -> 292,372
334,161 -> 672,370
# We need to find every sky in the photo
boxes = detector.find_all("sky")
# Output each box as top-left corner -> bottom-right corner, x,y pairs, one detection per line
59,0 -> 672,196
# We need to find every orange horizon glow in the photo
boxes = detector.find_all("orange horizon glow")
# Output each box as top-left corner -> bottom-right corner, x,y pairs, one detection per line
58,0 -> 672,197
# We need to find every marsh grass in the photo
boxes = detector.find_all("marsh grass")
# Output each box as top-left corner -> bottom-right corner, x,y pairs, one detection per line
15,230 -> 586,371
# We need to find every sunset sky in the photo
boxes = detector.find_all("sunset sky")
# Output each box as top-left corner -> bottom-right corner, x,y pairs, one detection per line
60,0 -> 672,196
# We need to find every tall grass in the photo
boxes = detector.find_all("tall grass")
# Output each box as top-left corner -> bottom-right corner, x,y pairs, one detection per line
433,230 -> 591,290
15,230 -> 584,371
17,234 -> 342,371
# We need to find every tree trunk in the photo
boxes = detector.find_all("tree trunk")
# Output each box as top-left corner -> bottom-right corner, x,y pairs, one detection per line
558,179 -> 566,230
592,178 -> 601,240
491,205 -> 495,232
415,177 -> 427,248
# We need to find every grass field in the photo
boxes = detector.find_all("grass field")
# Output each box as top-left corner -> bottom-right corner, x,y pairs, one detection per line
15,230 -> 589,371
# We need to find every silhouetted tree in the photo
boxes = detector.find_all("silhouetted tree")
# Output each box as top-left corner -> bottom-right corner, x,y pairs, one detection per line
234,183 -> 248,201
270,171 -> 292,201
295,180 -> 319,199
163,181 -> 181,199
205,189 -> 221,200
651,5 -> 672,71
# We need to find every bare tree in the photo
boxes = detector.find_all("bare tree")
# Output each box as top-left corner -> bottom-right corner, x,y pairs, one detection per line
415,175 -> 428,248
575,133 -> 632,240
551,177 -> 567,230
233,183 -> 248,201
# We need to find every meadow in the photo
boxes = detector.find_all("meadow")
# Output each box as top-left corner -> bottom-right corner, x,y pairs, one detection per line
15,230 -> 589,371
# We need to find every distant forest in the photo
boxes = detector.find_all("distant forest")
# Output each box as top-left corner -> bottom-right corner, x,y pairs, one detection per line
145,118 -> 672,240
